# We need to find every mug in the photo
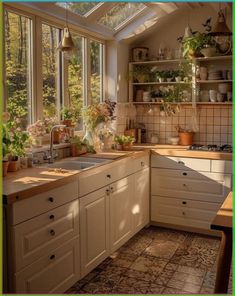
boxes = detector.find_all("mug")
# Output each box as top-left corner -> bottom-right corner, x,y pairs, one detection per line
227,91 -> 232,102
209,90 -> 217,102
217,92 -> 223,102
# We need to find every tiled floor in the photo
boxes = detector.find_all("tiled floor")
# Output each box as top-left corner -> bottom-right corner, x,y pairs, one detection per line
66,226 -> 232,294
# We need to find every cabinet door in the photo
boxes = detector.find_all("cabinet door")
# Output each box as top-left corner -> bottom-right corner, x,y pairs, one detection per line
80,187 -> 109,278
133,168 -> 149,234
110,176 -> 134,253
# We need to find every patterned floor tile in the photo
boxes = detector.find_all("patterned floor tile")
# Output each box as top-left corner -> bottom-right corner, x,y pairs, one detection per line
144,240 -> 179,259
66,226 -> 229,295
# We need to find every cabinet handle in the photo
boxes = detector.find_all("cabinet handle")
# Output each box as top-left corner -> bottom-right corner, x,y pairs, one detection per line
178,161 -> 185,165
182,201 -> 187,205
183,172 -> 187,176
141,161 -> 145,167
106,174 -> 111,179
50,229 -> 55,236
183,184 -> 186,187
110,187 -> 114,193
49,214 -> 55,220
182,211 -> 186,216
50,254 -> 55,260
48,197 -> 54,202
106,189 -> 110,195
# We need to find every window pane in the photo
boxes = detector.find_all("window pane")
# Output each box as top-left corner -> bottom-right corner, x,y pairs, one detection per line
68,33 -> 84,130
98,3 -> 146,30
42,23 -> 61,118
57,2 -> 100,16
4,11 -> 32,129
90,40 -> 103,104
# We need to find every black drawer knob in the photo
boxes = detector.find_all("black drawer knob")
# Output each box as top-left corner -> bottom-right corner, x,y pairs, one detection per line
107,174 -> 111,178
50,229 -> 55,236
50,254 -> 55,260
183,184 -> 186,187
49,214 -> 55,220
183,172 -> 187,176
178,161 -> 185,165
48,197 -> 54,202
182,201 -> 187,205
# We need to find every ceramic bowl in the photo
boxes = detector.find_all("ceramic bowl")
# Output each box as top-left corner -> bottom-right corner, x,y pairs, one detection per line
169,137 -> 179,145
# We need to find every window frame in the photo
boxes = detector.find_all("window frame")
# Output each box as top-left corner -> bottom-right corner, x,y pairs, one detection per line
3,4 -> 106,130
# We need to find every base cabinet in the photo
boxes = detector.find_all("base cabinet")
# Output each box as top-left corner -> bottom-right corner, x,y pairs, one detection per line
133,168 -> 149,234
80,188 -> 110,277
110,176 -> 134,253
14,237 -> 80,293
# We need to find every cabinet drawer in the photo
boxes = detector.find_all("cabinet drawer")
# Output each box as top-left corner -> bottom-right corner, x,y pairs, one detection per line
151,169 -> 231,203
78,159 -> 133,197
12,182 -> 78,225
152,195 -> 221,212
13,200 -> 79,272
14,237 -> 80,293
151,155 -> 210,171
211,160 -> 232,174
134,155 -> 149,171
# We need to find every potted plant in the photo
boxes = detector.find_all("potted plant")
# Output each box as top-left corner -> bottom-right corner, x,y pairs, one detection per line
60,106 -> 80,127
175,125 -> 194,145
70,136 -> 87,157
165,70 -> 173,82
98,125 -> 113,151
157,71 -> 166,83
27,120 -> 46,147
114,135 -> 135,151
8,129 -> 29,172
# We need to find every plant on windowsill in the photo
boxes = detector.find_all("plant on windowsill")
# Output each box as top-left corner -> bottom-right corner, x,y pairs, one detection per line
27,120 -> 47,147
60,106 -> 81,127
70,135 -> 87,157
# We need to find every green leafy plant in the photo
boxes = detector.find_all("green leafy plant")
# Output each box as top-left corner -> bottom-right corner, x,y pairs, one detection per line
70,135 -> 85,150
2,123 -> 11,159
114,135 -> 135,145
60,105 -> 81,124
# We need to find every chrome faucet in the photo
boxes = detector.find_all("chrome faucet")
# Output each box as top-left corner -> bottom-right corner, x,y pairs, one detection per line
44,124 -> 66,163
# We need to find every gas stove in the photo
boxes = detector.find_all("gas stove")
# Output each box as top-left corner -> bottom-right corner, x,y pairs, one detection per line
188,144 -> 232,153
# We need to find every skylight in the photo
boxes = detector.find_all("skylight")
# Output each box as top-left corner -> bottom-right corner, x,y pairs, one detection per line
56,2 -> 101,17
98,2 -> 146,30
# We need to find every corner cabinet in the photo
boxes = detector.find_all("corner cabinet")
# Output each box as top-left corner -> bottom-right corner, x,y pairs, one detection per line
151,155 -> 232,232
129,55 -> 232,106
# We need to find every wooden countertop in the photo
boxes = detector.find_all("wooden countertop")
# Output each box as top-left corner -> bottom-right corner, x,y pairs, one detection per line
211,192 -> 233,230
132,144 -> 232,161
3,150 -> 146,204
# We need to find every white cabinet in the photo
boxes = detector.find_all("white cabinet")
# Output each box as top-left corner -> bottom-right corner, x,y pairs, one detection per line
14,237 -> 80,293
151,155 -> 232,231
133,168 -> 149,234
80,187 -> 110,277
110,176 -> 134,253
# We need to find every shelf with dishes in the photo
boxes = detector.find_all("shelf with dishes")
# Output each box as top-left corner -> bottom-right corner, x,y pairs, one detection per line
194,55 -> 232,62
196,80 -> 232,84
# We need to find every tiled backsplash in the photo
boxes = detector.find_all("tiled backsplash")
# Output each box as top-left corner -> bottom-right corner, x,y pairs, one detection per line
116,104 -> 232,145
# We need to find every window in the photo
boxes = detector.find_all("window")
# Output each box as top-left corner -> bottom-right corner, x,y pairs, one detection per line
67,33 -> 84,129
90,40 -> 103,104
4,10 -> 33,128
42,23 -> 61,118
98,3 -> 146,30
4,7 -> 105,131
56,2 -> 101,17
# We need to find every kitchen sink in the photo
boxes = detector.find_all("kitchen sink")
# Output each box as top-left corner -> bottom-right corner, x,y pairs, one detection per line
39,156 -> 111,171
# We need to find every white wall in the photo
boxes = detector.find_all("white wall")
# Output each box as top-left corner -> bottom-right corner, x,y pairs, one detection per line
131,5 -> 232,58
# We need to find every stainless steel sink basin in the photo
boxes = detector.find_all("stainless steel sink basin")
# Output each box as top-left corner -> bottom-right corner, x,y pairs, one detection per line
39,156 -> 111,171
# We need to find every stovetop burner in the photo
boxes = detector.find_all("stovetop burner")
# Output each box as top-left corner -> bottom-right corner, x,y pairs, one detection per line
188,144 -> 232,153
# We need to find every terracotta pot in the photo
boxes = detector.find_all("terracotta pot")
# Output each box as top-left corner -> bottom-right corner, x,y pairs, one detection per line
2,161 -> 9,177
8,159 -> 20,172
123,143 -> 133,151
116,144 -> 123,151
179,132 -> 194,146
70,144 -> 87,157
63,120 -> 73,127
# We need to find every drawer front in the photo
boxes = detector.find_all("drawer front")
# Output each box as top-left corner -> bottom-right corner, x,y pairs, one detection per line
134,155 -> 149,171
13,200 -> 79,272
151,196 -> 217,229
151,169 -> 231,203
78,159 -> 134,197
12,182 -> 78,225
151,155 -> 211,171
152,195 -> 221,212
14,237 -> 80,293
211,160 -> 232,174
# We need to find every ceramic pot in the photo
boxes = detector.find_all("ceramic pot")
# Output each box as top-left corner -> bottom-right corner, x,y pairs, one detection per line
2,161 -> 9,177
175,76 -> 182,82
123,143 -> 133,151
116,144 -> 123,151
179,132 -> 194,146
70,144 -> 87,157
53,130 -> 61,144
201,47 -> 216,57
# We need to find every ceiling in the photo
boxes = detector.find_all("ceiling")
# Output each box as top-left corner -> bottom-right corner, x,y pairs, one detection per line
20,2 -> 232,43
